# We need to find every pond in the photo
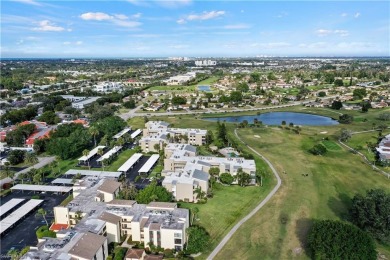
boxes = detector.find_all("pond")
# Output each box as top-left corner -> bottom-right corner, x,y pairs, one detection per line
198,85 -> 211,92
204,112 -> 339,126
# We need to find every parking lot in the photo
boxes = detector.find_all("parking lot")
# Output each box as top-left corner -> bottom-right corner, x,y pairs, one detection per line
0,190 -> 69,255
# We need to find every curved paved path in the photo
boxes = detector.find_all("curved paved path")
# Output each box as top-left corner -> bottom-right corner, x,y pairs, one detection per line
207,129 -> 282,260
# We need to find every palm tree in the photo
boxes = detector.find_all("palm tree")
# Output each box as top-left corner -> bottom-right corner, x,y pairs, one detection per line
194,187 -> 206,201
82,149 -> 90,169
191,207 -> 199,225
36,208 -> 49,226
24,152 -> 38,165
89,126 -> 99,147
7,248 -> 20,260
49,160 -> 59,176
116,137 -> 125,147
153,143 -> 160,152
3,162 -> 11,177
100,135 -> 108,146
102,158 -> 109,172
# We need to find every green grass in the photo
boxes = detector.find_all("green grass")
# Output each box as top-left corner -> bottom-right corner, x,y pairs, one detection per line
148,76 -> 220,93
100,149 -> 136,172
215,126 -> 390,259
179,183 -> 273,259
321,140 -> 342,150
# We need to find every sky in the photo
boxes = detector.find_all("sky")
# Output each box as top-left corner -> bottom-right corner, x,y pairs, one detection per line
1,0 -> 389,58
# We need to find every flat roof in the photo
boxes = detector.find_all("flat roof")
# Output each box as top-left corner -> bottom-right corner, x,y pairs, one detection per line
97,146 -> 122,162
113,128 -> 131,139
0,199 -> 44,235
0,198 -> 25,218
11,184 -> 73,193
51,178 -> 74,185
139,154 -> 159,173
131,129 -> 142,139
117,153 -> 143,172
78,145 -> 106,161
65,169 -> 122,178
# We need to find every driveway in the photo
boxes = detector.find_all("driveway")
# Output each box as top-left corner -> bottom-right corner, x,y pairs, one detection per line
15,157 -> 56,180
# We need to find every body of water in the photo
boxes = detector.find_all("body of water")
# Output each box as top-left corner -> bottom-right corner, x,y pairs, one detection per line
198,85 -> 211,92
205,112 -> 339,126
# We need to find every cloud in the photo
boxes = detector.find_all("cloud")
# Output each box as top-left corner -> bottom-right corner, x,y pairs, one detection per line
177,10 -> 225,24
130,34 -> 161,38
80,12 -> 142,28
224,24 -> 251,29
11,0 -> 42,6
169,44 -> 189,49
32,20 -> 66,32
63,41 -> 83,45
157,0 -> 192,8
316,29 -> 349,37
132,13 -> 142,19
341,13 -> 348,17
276,11 -> 288,18
80,12 -> 113,21
354,12 -> 361,18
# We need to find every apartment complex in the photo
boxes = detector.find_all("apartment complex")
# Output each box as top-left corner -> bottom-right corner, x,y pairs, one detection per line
161,143 -> 256,202
24,176 -> 190,259
140,121 -> 207,152
377,134 -> 390,163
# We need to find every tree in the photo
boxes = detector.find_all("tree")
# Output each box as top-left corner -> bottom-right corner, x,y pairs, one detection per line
82,149 -> 90,169
102,158 -> 109,172
230,91 -> 243,102
333,79 -> 344,86
153,143 -> 160,152
191,207 -> 199,225
209,167 -> 220,184
220,173 -> 234,185
123,99 -> 136,109
339,114 -> 354,124
353,88 -> 367,99
38,111 -> 60,125
194,187 -> 206,201
186,226 -> 210,254
236,82 -> 249,92
7,248 -> 20,260
350,189 -> 390,244
3,162 -> 12,178
136,181 -> 172,204
117,182 -> 138,200
339,129 -> 352,142
36,208 -> 49,226
171,96 -> 187,105
309,144 -> 327,155
88,126 -> 99,147
93,116 -> 126,139
331,100 -> 343,110
308,220 -> 377,260
24,152 -> 38,164
116,137 -> 125,147
235,168 -> 251,187
8,150 -> 26,165
317,91 -> 326,97
361,102 -> 371,112
205,131 -> 213,145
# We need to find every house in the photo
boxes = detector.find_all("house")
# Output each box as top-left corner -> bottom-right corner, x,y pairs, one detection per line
126,249 -> 145,260
68,232 -> 108,260
140,121 -> 207,152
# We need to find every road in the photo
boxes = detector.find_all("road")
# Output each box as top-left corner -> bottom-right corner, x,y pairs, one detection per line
14,156 -> 56,179
207,129 -> 282,260
119,102 -> 300,120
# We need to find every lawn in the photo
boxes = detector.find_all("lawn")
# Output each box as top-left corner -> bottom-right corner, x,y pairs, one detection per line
321,140 -> 342,150
148,76 -> 220,93
215,126 -> 390,259
100,149 -> 136,172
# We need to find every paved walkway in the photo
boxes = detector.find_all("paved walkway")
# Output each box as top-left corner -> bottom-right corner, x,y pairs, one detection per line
14,156 -> 56,179
207,129 -> 282,260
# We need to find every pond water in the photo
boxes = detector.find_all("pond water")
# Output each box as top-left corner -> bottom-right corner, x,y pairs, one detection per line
205,112 -> 339,126
198,85 -> 211,92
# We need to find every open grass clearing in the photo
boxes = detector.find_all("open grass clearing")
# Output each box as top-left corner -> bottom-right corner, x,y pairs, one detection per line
215,126 -> 390,259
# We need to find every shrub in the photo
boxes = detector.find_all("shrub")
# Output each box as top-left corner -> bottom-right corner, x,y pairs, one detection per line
339,114 -> 354,124
186,226 -> 210,254
220,173 -> 234,185
36,226 -> 56,239
8,150 -> 26,165
163,249 -> 174,258
113,247 -> 127,260
309,144 -> 327,155
308,220 -> 377,260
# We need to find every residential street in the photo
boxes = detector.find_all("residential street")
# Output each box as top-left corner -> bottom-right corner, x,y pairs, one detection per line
14,156 -> 56,180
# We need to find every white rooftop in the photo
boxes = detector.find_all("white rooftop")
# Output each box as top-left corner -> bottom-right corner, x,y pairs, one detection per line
0,199 -> 44,235
52,178 -> 74,185
113,128 -> 131,139
139,154 -> 160,173
117,153 -> 143,172
78,146 -> 106,161
65,169 -> 122,178
96,146 -> 122,162
0,198 -> 25,218
11,184 -> 73,193
131,129 -> 142,139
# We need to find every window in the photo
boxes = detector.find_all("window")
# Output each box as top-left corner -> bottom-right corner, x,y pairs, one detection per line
174,233 -> 182,238
174,239 -> 182,244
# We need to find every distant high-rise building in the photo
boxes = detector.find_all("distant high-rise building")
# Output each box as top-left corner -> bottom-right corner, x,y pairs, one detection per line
195,60 -> 217,66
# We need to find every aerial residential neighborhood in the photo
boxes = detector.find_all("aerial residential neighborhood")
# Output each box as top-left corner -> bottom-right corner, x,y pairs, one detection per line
1,0 -> 390,260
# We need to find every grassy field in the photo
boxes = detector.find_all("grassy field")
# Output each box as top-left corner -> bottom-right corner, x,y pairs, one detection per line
215,125 -> 390,259
148,76 -> 220,93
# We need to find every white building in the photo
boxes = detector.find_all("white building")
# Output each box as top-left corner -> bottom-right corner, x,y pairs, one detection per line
195,60 -> 217,66
94,82 -> 123,93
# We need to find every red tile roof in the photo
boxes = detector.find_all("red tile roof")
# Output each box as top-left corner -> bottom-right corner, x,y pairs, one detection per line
49,223 -> 69,231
